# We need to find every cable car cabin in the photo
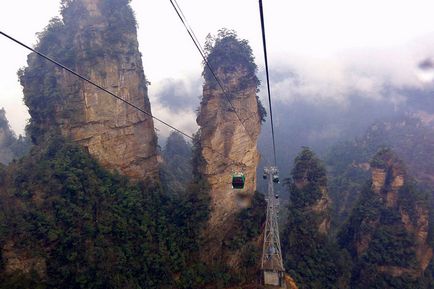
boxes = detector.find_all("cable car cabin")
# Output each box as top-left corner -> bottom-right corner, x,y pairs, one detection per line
272,174 -> 279,183
232,174 -> 245,189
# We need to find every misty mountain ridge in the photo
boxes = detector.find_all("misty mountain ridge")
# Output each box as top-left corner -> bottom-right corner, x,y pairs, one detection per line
0,108 -> 31,165
256,77 -> 434,192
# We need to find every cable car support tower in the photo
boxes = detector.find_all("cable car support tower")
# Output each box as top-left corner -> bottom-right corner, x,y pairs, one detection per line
261,167 -> 285,287
258,0 -> 286,287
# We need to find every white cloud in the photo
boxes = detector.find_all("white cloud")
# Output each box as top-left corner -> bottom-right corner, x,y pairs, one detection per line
151,104 -> 198,140
265,35 -> 434,106
3,0 -> 434,135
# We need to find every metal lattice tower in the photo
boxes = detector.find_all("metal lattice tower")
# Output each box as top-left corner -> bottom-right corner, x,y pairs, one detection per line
261,166 -> 285,287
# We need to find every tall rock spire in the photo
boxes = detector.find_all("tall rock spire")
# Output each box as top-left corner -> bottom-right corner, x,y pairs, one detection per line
196,29 -> 265,266
19,0 -> 159,180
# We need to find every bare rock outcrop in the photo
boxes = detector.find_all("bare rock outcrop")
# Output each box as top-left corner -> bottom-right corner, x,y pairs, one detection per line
19,0 -> 158,180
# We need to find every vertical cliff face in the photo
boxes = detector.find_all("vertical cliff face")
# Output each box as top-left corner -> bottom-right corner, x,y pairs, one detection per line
338,148 -> 433,288
196,30 -> 264,266
19,0 -> 159,180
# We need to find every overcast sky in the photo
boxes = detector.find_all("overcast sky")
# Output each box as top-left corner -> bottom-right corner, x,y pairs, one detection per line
1,0 -> 434,137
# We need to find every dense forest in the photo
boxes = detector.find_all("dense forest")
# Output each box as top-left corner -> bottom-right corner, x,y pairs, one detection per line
0,135 -> 212,289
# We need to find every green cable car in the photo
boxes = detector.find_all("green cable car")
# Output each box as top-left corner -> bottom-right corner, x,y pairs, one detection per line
232,173 -> 245,189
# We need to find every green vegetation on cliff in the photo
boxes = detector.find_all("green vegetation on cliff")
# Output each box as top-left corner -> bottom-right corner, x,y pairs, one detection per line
204,29 -> 259,88
282,148 -> 351,289
61,0 -> 138,56
203,29 -> 267,123
225,192 -> 266,251
290,148 -> 327,207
